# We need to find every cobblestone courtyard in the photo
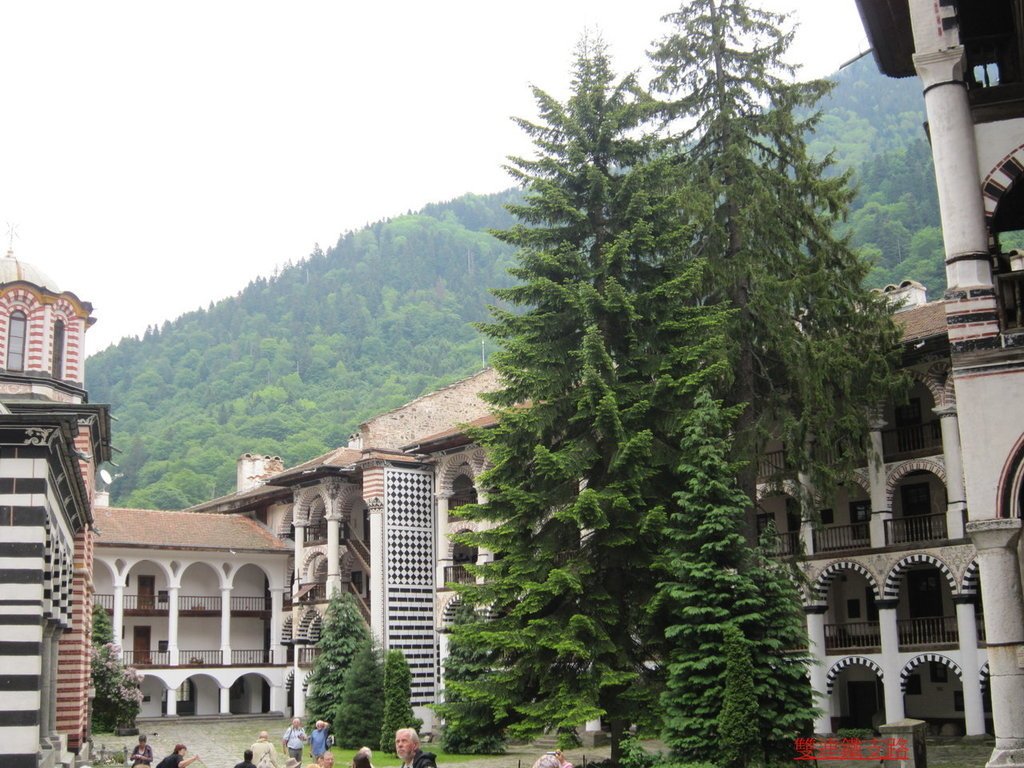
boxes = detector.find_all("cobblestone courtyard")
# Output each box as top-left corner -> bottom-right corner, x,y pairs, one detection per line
86,717 -> 994,768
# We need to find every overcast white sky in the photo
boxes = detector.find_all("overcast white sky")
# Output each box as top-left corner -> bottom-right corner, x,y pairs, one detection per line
0,1 -> 871,355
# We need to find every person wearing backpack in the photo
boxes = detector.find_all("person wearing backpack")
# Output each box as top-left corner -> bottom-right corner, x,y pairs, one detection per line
251,730 -> 281,768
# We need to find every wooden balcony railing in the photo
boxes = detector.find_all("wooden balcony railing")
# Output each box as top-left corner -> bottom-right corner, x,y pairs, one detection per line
120,593 -> 171,611
230,649 -> 273,665
885,513 -> 948,545
181,649 -> 224,665
298,646 -> 321,665
94,594 -> 114,611
765,530 -> 801,557
347,582 -> 371,623
296,583 -> 326,603
881,420 -> 943,459
443,564 -> 475,585
997,269 -> 1024,330
757,450 -> 786,479
230,595 -> 272,612
179,595 -> 221,612
898,616 -> 958,647
348,536 -> 371,568
823,621 -> 881,652
305,523 -> 328,543
814,523 -> 870,553
121,650 -> 169,667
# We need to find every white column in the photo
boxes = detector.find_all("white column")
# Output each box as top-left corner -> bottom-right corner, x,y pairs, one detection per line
293,523 -> 306,588
935,405 -> 966,538
112,582 -> 125,653
955,596 -> 986,736
167,585 -> 180,666
436,493 -> 451,588
219,685 -> 231,714
475,488 -> 493,566
220,586 -> 232,665
966,518 -> 1024,763
270,587 -> 286,665
867,421 -> 891,548
805,605 -> 831,734
877,601 -> 905,723
165,686 -> 177,716
368,497 -> 386,645
913,46 -> 991,289
798,470 -> 815,556
326,511 -> 342,596
293,662 -> 306,718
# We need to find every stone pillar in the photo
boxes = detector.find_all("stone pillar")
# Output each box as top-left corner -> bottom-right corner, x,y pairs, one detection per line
879,719 -> 927,768
165,686 -> 177,716
167,585 -> 180,666
935,404 -> 966,538
436,492 -> 451,588
805,605 -> 831,734
293,522 -> 306,588
475,487 -> 493,566
326,510 -> 342,597
877,600 -> 906,722
220,586 -> 232,665
913,47 -> 991,290
368,496 -> 386,645
954,595 -> 986,736
293,660 -> 306,718
219,685 -> 231,714
112,582 -> 125,653
270,682 -> 286,715
966,518 -> 1024,766
270,587 -> 286,665
867,420 -> 891,548
798,470 -> 816,555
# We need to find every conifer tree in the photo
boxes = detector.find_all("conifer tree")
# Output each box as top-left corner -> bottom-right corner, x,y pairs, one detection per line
656,389 -> 815,763
435,602 -> 506,754
305,594 -> 371,728
92,604 -> 113,647
455,37 -> 730,766
718,625 -> 760,768
379,649 -> 421,752
334,642 -> 384,749
650,0 -> 903,523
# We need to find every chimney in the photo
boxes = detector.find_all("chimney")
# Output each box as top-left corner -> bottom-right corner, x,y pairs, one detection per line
236,453 -> 285,493
881,280 -> 928,312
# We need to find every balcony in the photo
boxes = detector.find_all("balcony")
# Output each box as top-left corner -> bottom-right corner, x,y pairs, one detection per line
765,530 -> 801,557
997,270 -> 1024,331
757,449 -> 786,479
296,583 -> 326,603
298,646 -> 321,665
814,523 -> 870,553
881,420 -> 942,461
122,649 -> 170,666
898,616 -> 958,649
443,564 -> 475,586
94,593 -> 272,616
305,523 -> 328,544
884,513 -> 948,546
120,649 -> 276,667
824,621 -> 881,653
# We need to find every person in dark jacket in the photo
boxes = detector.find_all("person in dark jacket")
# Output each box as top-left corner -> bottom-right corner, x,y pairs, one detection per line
155,744 -> 200,768
394,729 -> 436,768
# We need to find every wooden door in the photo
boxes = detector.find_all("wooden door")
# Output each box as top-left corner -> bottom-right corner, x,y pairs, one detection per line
138,575 -> 155,610
133,625 -> 151,665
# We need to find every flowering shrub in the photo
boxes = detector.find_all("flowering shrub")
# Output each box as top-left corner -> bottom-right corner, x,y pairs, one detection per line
91,643 -> 143,731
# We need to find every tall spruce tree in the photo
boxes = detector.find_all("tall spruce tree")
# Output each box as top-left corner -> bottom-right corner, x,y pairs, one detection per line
379,649 -> 421,752
718,624 -> 760,768
650,0 -> 903,524
656,389 -> 816,762
455,38 -> 730,766
435,602 -> 507,754
335,642 -> 384,749
305,594 -> 371,728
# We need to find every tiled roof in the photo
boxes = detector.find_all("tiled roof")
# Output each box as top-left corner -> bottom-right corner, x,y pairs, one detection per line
94,507 -> 290,552
279,446 -> 362,474
894,301 -> 947,342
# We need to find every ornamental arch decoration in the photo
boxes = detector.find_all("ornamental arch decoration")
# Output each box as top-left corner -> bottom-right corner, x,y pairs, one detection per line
961,558 -> 981,597
812,560 -> 882,603
885,458 -> 947,510
899,654 -> 962,692
826,656 -> 883,694
883,553 -> 957,601
996,430 -> 1024,519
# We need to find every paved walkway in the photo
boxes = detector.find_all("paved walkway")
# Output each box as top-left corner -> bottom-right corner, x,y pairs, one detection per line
86,717 -> 614,768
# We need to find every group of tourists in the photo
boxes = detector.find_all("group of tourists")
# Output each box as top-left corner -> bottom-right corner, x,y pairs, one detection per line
126,721 -> 435,768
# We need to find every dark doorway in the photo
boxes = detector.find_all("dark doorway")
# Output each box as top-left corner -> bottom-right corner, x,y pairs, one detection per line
907,570 -> 943,618
848,680 -> 881,729
138,575 -> 156,609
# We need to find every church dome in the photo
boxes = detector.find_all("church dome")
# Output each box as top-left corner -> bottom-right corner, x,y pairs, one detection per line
0,250 -> 60,292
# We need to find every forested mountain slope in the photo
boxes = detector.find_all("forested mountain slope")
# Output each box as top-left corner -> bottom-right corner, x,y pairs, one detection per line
87,192 -> 520,507
87,59 -> 943,508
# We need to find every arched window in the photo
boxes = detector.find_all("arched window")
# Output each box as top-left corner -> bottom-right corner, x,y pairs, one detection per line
6,311 -> 26,371
51,320 -> 65,379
